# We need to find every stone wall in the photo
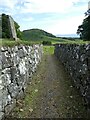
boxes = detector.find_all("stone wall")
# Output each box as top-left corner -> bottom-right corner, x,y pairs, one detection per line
8,16 -> 17,40
54,44 -> 90,107
0,44 -> 43,120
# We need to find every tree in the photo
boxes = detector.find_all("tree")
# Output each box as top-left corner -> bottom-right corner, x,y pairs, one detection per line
42,41 -> 52,45
1,13 -> 22,39
2,14 -> 11,38
14,21 -> 22,39
77,9 -> 90,41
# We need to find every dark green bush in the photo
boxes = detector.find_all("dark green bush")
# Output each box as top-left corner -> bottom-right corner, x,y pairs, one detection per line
42,41 -> 52,45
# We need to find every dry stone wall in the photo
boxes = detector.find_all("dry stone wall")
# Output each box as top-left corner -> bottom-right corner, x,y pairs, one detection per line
0,44 -> 43,120
54,44 -> 90,108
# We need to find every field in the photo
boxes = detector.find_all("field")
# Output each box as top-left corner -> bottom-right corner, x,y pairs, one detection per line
0,38 -> 90,47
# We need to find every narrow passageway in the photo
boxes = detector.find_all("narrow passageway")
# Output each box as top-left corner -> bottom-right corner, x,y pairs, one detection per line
8,46 -> 87,118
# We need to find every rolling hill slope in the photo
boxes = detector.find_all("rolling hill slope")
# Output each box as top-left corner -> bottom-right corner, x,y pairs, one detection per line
22,28 -> 87,44
22,28 -> 56,41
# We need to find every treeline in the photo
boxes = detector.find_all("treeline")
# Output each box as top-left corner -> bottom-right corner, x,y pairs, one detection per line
60,37 -> 79,41
77,9 -> 90,41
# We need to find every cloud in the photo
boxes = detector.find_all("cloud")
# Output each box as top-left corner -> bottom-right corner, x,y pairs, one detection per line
17,0 -> 89,14
47,15 -> 84,34
19,0 -> 75,13
0,0 -> 17,9
0,0 -> 89,35
0,0 -> 89,14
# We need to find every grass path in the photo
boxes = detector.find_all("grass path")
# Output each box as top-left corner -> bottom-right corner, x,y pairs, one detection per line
8,46 -> 87,118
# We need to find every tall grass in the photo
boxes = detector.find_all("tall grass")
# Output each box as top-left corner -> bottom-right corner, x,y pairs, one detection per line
0,38 -> 90,47
0,39 -> 42,47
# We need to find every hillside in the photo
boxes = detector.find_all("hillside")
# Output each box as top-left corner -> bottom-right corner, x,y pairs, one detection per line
22,28 -> 56,41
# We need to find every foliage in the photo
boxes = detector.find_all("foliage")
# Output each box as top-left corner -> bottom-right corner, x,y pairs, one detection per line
0,39 -> 38,47
0,38 -> 89,47
1,13 -> 22,39
14,21 -> 22,39
42,41 -> 52,45
77,11 -> 90,41
2,14 -> 11,38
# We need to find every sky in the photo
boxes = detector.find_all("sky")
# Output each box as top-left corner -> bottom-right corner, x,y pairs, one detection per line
0,0 -> 90,36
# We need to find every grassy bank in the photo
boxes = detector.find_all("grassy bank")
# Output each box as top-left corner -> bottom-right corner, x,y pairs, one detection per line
0,39 -> 41,47
0,38 -> 90,47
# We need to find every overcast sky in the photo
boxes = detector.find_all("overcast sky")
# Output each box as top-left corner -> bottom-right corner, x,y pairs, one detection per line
0,0 -> 89,36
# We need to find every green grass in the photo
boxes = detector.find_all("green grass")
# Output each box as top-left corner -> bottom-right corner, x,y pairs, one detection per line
43,45 -> 55,55
21,28 -> 90,45
0,39 -> 41,47
22,28 -> 56,41
0,38 -> 90,47
60,39 -> 90,44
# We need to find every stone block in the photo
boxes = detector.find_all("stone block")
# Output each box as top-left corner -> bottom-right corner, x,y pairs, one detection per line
0,101 -> 3,112
18,59 -> 26,75
8,83 -> 19,98
10,67 -> 17,82
0,112 -> 4,120
18,49 -> 25,58
2,51 -> 12,69
16,90 -> 24,99
4,99 -> 16,115
12,53 -> 20,66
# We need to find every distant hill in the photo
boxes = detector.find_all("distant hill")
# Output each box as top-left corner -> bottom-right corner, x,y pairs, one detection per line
22,28 -> 56,41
